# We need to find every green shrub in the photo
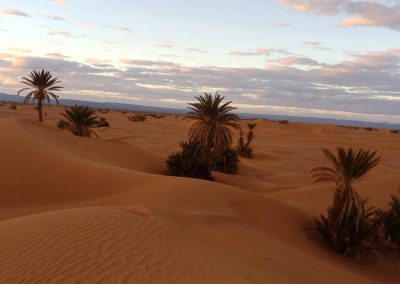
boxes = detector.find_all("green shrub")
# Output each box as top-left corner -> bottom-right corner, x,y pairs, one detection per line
128,114 -> 147,122
214,148 -> 240,174
166,140 -> 213,180
97,117 -> 110,127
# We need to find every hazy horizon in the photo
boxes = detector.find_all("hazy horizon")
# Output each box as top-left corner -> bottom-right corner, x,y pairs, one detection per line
0,0 -> 399,122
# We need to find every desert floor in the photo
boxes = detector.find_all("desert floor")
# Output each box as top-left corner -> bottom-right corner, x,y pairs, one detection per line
0,104 -> 399,284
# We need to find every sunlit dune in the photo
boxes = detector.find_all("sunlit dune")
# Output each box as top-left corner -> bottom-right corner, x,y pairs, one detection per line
0,103 -> 399,283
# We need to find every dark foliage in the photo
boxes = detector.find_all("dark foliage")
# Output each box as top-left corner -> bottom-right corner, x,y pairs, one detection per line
379,191 -> 400,247
237,122 -> 256,158
311,147 -> 388,259
128,114 -> 147,122
97,117 -> 110,128
166,140 -> 213,180
214,148 -> 240,174
59,105 -> 99,138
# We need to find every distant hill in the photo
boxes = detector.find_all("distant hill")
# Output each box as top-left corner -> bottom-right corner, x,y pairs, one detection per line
1,93 -> 399,129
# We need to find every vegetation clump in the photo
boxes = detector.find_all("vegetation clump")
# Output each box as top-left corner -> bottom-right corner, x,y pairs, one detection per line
237,122 -> 256,158
379,191 -> 400,248
311,147 -> 388,259
97,117 -> 110,128
214,147 -> 240,174
58,105 -> 99,138
9,103 -> 17,110
128,113 -> 147,122
166,140 -> 213,180
148,113 -> 166,119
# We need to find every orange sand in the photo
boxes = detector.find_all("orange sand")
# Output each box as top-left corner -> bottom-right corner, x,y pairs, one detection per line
0,104 -> 399,283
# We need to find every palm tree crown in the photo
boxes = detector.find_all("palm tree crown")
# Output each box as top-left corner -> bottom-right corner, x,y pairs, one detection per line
187,93 -> 240,161
60,105 -> 99,138
311,147 -> 380,190
311,147 -> 380,233
18,69 -> 63,122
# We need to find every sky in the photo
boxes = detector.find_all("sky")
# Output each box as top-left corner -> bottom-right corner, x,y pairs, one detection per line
0,0 -> 400,122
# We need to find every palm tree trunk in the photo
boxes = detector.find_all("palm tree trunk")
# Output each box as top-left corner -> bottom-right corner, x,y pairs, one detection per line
38,99 -> 43,122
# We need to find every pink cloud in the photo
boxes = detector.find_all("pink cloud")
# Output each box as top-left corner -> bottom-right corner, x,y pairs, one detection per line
2,9 -> 29,17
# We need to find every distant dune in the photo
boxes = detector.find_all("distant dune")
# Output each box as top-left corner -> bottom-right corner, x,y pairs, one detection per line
0,104 -> 399,283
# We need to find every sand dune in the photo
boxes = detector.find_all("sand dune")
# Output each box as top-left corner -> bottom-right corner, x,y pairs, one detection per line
0,105 -> 399,283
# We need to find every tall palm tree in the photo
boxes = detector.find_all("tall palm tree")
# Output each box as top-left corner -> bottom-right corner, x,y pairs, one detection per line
59,105 -> 99,138
187,93 -> 240,163
18,69 -> 63,122
311,147 -> 381,256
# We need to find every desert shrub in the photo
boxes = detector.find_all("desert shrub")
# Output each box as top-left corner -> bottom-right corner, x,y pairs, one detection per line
99,109 -> 109,114
57,119 -> 69,129
390,129 -> 399,134
379,191 -> 400,248
120,111 -> 129,114
237,122 -> 256,158
278,120 -> 288,125
128,114 -> 147,122
314,193 -> 386,259
97,117 -> 110,128
311,147 -> 388,259
148,113 -> 166,119
214,148 -> 240,174
9,104 -> 17,110
166,140 -> 213,180
59,105 -> 99,138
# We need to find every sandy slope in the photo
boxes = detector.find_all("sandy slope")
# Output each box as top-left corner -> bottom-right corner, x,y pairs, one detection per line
0,104 -> 399,283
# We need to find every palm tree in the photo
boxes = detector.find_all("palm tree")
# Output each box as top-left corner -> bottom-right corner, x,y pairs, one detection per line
59,105 -> 99,138
237,122 -> 256,158
18,69 -> 63,122
187,93 -> 240,163
311,147 -> 382,257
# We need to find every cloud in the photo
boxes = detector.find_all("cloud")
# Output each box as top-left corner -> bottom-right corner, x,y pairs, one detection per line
155,40 -> 174,48
102,26 -> 134,33
2,9 -> 29,17
1,49 -> 400,123
273,22 -> 292,27
230,48 -> 270,56
47,15 -> 65,21
48,30 -> 76,37
280,0 -> 400,31
46,53 -> 69,59
55,0 -> 65,5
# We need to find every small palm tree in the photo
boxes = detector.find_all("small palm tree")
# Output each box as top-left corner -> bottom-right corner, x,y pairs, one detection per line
59,105 -> 99,138
311,147 -> 383,258
187,93 -> 240,164
18,69 -> 63,122
237,122 -> 256,158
